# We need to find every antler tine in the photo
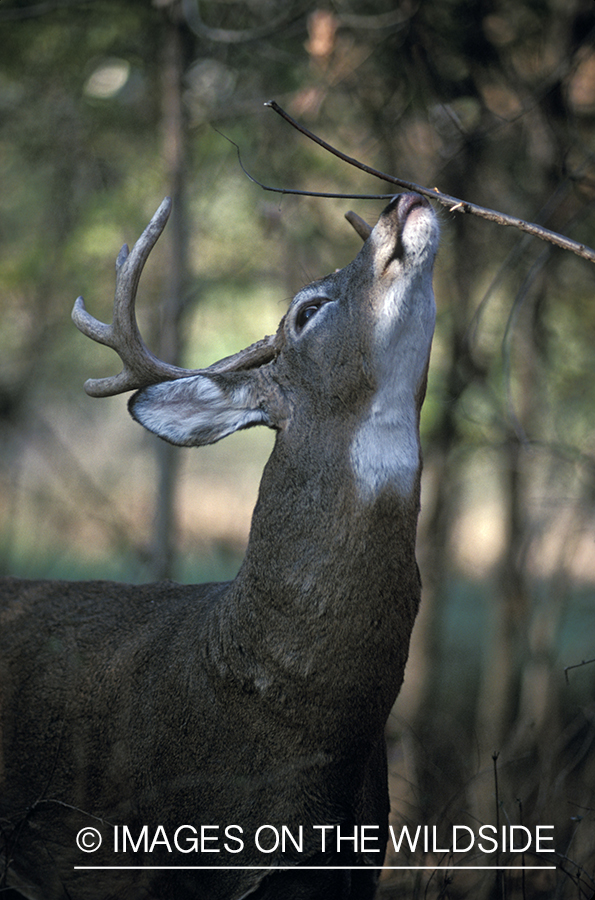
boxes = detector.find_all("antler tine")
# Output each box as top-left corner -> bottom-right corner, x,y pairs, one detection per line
73,198 -> 284,399
72,198 -> 198,398
345,210 -> 372,241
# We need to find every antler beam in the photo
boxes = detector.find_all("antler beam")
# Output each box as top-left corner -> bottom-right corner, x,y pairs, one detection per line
72,198 -> 200,398
72,198 -> 283,398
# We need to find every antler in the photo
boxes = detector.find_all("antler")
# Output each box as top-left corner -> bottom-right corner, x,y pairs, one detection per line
345,210 -> 372,241
72,198 -> 281,398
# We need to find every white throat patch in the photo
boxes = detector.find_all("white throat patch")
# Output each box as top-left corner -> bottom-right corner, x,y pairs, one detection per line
350,273 -> 435,502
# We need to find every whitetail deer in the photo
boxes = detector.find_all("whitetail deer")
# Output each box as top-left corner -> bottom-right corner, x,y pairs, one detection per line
0,192 -> 439,900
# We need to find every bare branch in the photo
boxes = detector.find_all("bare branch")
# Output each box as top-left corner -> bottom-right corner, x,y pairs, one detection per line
215,127 -> 393,202
264,101 -> 595,265
564,657 -> 595,685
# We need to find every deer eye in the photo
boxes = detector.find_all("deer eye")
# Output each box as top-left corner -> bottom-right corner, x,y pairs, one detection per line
295,299 -> 327,333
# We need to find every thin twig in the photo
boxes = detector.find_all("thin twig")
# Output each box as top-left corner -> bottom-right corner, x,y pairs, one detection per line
214,127 -> 395,201
564,657 -> 595,684
263,100 -> 595,265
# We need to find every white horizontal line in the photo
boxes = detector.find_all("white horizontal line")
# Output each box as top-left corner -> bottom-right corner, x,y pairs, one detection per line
74,865 -> 556,871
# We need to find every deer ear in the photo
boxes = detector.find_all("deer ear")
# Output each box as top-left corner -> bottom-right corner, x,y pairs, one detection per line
129,371 -> 280,447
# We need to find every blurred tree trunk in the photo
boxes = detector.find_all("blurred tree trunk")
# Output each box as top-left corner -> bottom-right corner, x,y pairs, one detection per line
150,0 -> 191,581
477,435 -> 529,752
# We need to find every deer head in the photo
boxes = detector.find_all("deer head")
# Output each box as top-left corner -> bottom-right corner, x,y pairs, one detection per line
73,193 -> 438,505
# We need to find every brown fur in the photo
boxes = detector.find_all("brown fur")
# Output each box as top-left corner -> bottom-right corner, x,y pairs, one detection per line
0,194 -> 439,899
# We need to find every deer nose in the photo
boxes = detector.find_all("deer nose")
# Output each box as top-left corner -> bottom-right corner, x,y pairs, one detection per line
384,192 -> 428,226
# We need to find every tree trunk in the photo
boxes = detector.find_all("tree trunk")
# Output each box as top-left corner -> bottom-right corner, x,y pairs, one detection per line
151,1 -> 190,581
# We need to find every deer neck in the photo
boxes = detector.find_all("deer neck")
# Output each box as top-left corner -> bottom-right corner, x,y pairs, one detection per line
218,413 -> 422,728
211,251 -> 435,724
241,419 -> 421,596
349,267 -> 435,502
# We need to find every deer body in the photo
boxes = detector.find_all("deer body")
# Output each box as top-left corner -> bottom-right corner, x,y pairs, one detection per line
0,193 -> 439,899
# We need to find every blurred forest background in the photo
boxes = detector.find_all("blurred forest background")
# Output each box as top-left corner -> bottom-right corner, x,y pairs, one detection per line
1,0 -> 594,897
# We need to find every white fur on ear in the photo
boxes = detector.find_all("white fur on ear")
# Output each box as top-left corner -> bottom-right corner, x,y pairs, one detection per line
129,375 -> 268,447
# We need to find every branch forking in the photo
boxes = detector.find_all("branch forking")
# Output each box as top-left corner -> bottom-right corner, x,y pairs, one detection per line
260,101 -> 595,266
